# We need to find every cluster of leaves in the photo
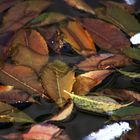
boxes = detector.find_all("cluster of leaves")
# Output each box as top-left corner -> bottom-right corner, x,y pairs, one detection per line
0,0 -> 140,139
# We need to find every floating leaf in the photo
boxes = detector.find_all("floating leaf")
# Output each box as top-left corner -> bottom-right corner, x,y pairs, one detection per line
0,64 -> 44,95
81,18 -> 130,53
111,106 -> 140,120
73,70 -> 112,95
64,0 -> 95,15
0,101 -> 34,122
77,53 -> 132,71
0,0 -> 51,33
30,12 -> 67,27
41,60 -> 75,107
117,69 -> 140,78
95,5 -> 140,35
60,20 -> 96,56
64,90 -> 131,113
95,89 -> 140,102
123,47 -> 140,61
50,100 -> 74,121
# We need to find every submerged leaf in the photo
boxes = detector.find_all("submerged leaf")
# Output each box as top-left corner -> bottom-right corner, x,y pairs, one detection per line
0,101 -> 34,122
73,70 -> 112,95
0,0 -> 51,33
82,18 -> 130,53
64,91 -> 131,113
64,0 -> 95,15
60,20 -> 96,56
41,60 -> 75,106
0,64 -> 44,95
123,47 -> 140,61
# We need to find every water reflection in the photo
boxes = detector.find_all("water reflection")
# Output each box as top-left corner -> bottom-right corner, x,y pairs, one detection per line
124,0 -> 136,5
84,122 -> 131,140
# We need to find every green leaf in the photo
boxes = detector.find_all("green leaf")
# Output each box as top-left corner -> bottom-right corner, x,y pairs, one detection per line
117,69 -> 140,78
64,90 -> 131,113
96,5 -> 140,35
0,102 -> 34,123
123,47 -> 140,61
111,106 -> 140,120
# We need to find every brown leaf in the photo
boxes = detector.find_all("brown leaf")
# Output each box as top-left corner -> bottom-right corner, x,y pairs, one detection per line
73,70 -> 112,95
10,29 -> 49,72
0,64 -> 44,95
81,18 -> 131,53
77,53 -> 133,71
64,0 -> 95,15
0,0 -> 51,33
95,89 -> 140,102
41,60 -> 75,107
61,20 -> 96,56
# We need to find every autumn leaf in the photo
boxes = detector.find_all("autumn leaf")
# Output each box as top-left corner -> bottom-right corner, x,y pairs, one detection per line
64,0 -> 95,15
0,0 -> 51,33
0,85 -> 13,92
0,64 -> 44,95
81,18 -> 131,53
64,90 -> 131,113
77,53 -> 132,71
73,70 -> 112,95
0,101 -> 34,122
41,60 -> 75,107
60,20 -> 96,56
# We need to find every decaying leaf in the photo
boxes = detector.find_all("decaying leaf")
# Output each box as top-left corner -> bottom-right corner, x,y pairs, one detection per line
0,64 -> 44,95
0,88 -> 36,104
41,60 -> 75,107
95,4 -> 140,35
81,18 -> 131,53
64,0 -> 95,15
50,100 -> 74,121
95,89 -> 140,102
30,12 -> 67,27
0,101 -> 34,122
10,29 -> 49,72
0,0 -> 51,33
60,20 -> 96,56
77,53 -> 132,71
73,70 -> 112,95
64,90 -> 132,113
117,69 -> 140,78
123,47 -> 140,61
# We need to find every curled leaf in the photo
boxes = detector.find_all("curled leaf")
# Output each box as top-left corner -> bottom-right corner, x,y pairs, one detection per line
81,18 -> 131,53
64,90 -> 132,113
73,70 -> 112,95
60,20 -> 96,56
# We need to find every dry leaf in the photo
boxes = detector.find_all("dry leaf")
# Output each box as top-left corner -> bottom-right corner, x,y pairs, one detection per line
81,18 -> 130,53
0,0 -> 51,33
73,70 -> 112,95
0,64 -> 44,95
60,20 -> 96,56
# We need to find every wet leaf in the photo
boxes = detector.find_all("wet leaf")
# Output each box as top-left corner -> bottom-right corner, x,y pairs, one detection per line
41,60 -> 75,107
60,20 -> 96,56
64,0 -> 95,15
0,101 -> 34,122
30,12 -> 67,27
77,53 -> 132,71
64,90 -> 131,113
117,69 -> 140,78
73,70 -> 112,95
111,106 -> 140,120
0,0 -> 51,33
81,18 -> 130,53
0,85 -> 13,92
123,47 -> 140,61
0,88 -> 36,104
95,4 -> 140,35
95,89 -> 140,102
50,100 -> 74,121
0,64 -> 44,95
